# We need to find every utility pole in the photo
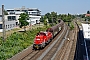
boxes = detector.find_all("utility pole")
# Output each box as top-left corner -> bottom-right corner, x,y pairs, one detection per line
29,18 -> 32,30
2,5 -> 6,41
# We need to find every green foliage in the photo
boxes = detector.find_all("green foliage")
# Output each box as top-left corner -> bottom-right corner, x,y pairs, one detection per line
42,16 -> 48,27
58,13 -> 75,22
44,12 -> 57,24
44,15 -> 47,20
87,10 -> 90,14
78,14 -> 85,18
51,12 -> 58,24
4,10 -> 8,15
0,26 -> 49,60
85,16 -> 90,21
44,19 -> 47,27
58,13 -> 75,30
40,16 -> 44,22
43,12 -> 75,24
69,22 -> 74,30
45,13 -> 52,23
43,12 -> 76,30
18,13 -> 29,28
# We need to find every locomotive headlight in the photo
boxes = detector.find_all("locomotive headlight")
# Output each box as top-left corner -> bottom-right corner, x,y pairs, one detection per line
36,45 -> 39,49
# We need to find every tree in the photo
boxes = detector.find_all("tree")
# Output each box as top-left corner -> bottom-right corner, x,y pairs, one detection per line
4,10 -> 8,15
45,13 -> 52,23
85,16 -> 90,21
44,19 -> 48,28
67,13 -> 72,22
78,14 -> 85,18
51,12 -> 57,24
57,14 -> 62,19
87,10 -> 90,14
40,16 -> 44,22
59,13 -> 75,22
43,16 -> 48,27
18,13 -> 29,31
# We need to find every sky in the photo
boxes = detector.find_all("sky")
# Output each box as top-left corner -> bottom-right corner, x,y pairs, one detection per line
0,0 -> 90,15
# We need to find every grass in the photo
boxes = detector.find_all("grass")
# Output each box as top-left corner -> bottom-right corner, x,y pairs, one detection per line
77,21 -> 81,25
11,28 -> 21,31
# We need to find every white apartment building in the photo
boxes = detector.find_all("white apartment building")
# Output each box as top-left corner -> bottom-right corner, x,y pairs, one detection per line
6,6 -> 41,25
0,6 -> 41,32
0,8 -> 17,32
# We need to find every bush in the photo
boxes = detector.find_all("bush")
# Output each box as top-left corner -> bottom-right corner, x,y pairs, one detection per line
0,26 -> 49,60
70,22 -> 74,30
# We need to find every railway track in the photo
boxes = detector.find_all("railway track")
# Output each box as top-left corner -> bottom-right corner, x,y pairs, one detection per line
54,22 -> 78,60
37,23 -> 68,60
21,50 -> 40,60
21,24 -> 66,60
9,23 -> 68,60
68,22 -> 78,60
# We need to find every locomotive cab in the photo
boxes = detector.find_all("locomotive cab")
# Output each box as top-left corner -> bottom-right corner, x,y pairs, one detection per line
33,31 -> 52,49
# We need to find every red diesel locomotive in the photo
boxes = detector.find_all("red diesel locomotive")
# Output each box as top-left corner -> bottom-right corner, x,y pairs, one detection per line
33,20 -> 64,49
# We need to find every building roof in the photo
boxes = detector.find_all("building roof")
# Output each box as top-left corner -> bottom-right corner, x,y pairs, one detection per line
82,23 -> 90,39
6,8 -> 41,13
85,14 -> 90,17
6,6 -> 40,11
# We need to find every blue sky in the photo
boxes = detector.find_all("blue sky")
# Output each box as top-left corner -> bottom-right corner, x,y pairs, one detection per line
0,0 -> 90,15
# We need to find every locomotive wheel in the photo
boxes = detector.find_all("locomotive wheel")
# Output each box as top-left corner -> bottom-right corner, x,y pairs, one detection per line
40,45 -> 43,49
33,46 -> 37,50
43,44 -> 45,48
42,43 -> 45,49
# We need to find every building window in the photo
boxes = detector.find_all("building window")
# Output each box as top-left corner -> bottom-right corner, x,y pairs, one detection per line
88,31 -> 90,33
7,10 -> 14,12
29,12 -> 30,14
0,24 -> 2,29
12,16 -> 16,20
8,25 -> 9,28
8,16 -> 12,21
0,17 -> 2,22
88,27 -> 90,29
10,11 -> 15,14
13,24 -> 15,27
6,25 -> 7,29
28,9 -> 33,11
8,16 -> 16,21
10,24 -> 12,28
16,22 -> 18,26
22,10 -> 27,12
15,10 -> 20,11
